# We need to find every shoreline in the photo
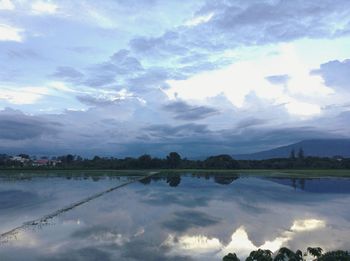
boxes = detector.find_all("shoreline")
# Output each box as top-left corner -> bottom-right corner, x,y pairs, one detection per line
1,169 -> 350,177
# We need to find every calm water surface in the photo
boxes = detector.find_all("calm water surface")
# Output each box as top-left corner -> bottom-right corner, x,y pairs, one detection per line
0,172 -> 350,260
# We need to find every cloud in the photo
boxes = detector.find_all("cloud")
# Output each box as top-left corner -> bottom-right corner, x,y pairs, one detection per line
0,0 -> 350,157
235,118 -> 267,129
121,239 -> 193,261
265,74 -> 290,85
31,1 -> 58,15
39,247 -> 113,261
0,190 -> 41,210
0,86 -> 49,104
76,89 -> 139,107
83,50 -> 144,88
184,13 -> 214,27
313,59 -> 350,90
145,123 -> 210,139
0,0 -> 14,10
130,31 -> 190,58
162,210 -> 221,232
7,48 -> 42,60
0,108 -> 60,140
51,66 -> 84,83
0,23 -> 23,42
163,100 -> 219,120
202,0 -> 350,45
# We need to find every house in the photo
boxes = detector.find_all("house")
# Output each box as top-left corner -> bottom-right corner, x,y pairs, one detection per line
10,156 -> 30,164
32,159 -> 62,167
32,159 -> 50,167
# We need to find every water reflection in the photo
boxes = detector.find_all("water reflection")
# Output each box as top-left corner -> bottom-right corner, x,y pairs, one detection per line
0,173 -> 350,261
267,177 -> 350,193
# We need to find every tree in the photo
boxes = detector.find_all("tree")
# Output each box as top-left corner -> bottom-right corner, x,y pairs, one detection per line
289,149 -> 296,159
214,175 -> 238,185
307,247 -> 323,258
137,154 -> 153,168
246,249 -> 273,261
166,152 -> 181,168
223,253 -> 240,261
318,250 -> 350,261
204,155 -> 239,169
298,148 -> 305,159
18,154 -> 30,159
166,175 -> 181,187
274,247 -> 303,261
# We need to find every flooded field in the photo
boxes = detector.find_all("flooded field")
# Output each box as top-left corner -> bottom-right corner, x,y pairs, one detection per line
0,172 -> 350,260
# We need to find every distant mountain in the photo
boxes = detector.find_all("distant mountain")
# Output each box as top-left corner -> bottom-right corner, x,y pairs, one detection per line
234,139 -> 350,160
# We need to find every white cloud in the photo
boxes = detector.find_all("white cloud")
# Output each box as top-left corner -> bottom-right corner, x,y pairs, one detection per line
0,23 -> 23,42
164,218 -> 326,260
285,100 -> 321,117
164,234 -> 221,254
0,0 -> 14,10
49,81 -> 77,93
0,86 -> 49,104
291,219 -> 326,232
165,43 -> 333,117
184,13 -> 214,27
31,1 -> 57,15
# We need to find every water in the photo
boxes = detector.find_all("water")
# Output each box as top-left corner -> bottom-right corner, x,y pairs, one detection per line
0,172 -> 350,260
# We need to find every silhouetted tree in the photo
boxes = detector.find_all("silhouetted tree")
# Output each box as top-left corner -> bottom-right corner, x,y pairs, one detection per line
223,247 -> 350,261
318,250 -> 350,261
137,154 -> 153,168
204,155 -> 239,169
274,247 -> 303,261
223,253 -> 240,261
307,247 -> 323,258
246,249 -> 273,261
214,175 -> 238,185
166,152 -> 181,168
298,148 -> 305,159
289,149 -> 296,159
166,175 -> 181,187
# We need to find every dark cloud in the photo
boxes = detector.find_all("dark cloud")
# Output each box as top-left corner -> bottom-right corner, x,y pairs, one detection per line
163,101 -> 219,120
141,190 -> 210,208
126,67 -> 171,91
71,225 -> 120,239
0,109 -> 60,140
76,95 -> 120,107
51,66 -> 84,82
312,59 -> 350,90
162,210 -> 220,232
145,123 -> 209,138
121,239 -> 193,261
39,247 -> 113,261
202,0 -> 350,45
0,190 -> 41,210
235,118 -> 267,129
265,74 -> 290,85
127,0 -> 350,60
77,50 -> 144,88
130,31 -> 188,56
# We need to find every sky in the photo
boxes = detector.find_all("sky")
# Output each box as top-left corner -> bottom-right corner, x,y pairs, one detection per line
0,0 -> 350,158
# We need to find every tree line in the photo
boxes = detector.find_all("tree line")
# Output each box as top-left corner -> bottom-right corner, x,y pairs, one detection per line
1,150 -> 350,169
223,246 -> 350,261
